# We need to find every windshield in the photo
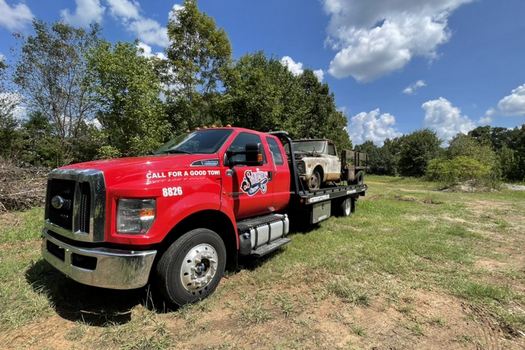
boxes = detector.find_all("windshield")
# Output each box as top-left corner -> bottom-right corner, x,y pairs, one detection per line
155,129 -> 233,155
293,141 -> 326,154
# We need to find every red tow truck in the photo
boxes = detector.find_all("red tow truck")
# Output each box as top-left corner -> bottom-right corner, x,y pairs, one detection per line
42,127 -> 367,306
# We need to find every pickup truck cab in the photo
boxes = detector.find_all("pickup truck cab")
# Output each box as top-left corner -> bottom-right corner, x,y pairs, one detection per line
41,127 -> 367,306
293,139 -> 341,190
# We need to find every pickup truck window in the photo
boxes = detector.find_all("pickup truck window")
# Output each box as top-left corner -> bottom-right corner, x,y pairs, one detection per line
293,141 -> 326,154
228,132 -> 266,164
327,143 -> 336,156
267,137 -> 284,165
155,129 -> 233,154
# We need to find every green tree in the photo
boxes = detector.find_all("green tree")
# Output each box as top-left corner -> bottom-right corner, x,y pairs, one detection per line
0,58 -> 24,160
297,70 -> 351,150
221,52 -> 304,132
447,134 -> 498,167
18,111 -> 56,166
468,125 -> 525,181
355,138 -> 401,175
165,0 -> 232,130
14,21 -> 100,164
222,53 -> 351,150
398,129 -> 441,177
88,41 -> 170,156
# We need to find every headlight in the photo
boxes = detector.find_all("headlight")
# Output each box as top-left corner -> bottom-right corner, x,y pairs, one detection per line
117,199 -> 156,234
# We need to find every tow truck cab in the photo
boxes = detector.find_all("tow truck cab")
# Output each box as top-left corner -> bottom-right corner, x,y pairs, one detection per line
41,127 -> 366,306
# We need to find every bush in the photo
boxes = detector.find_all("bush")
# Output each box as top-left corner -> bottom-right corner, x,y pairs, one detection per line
426,156 -> 496,189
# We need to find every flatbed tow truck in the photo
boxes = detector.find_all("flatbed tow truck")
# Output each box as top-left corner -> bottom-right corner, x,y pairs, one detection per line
41,127 -> 367,306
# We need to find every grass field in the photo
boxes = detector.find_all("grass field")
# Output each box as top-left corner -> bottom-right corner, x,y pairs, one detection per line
0,176 -> 524,349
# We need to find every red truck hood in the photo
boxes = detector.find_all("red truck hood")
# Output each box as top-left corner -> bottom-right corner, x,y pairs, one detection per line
60,154 -> 218,187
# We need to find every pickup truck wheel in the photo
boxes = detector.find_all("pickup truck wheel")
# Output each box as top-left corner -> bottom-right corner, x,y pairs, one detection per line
355,171 -> 364,185
308,169 -> 322,191
156,228 -> 226,307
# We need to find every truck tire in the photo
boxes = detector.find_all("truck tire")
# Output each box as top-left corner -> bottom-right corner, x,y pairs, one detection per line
336,197 -> 352,217
155,228 -> 226,307
308,168 -> 322,191
355,171 -> 364,185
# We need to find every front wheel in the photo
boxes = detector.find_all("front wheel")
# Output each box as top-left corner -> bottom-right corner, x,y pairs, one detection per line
308,169 -> 322,191
155,228 -> 226,307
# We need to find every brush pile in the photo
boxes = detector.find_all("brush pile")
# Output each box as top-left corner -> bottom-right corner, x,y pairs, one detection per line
0,161 -> 48,212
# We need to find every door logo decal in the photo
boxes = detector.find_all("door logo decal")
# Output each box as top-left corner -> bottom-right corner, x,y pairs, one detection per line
240,170 -> 268,196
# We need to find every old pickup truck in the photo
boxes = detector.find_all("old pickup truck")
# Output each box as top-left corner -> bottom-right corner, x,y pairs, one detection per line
293,139 -> 368,190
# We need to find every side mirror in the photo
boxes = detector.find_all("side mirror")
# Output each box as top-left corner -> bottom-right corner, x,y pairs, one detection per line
226,143 -> 264,167
245,143 -> 264,165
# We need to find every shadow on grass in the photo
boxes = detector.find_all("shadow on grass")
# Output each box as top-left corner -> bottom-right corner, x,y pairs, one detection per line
25,259 -> 172,326
25,225 -> 318,326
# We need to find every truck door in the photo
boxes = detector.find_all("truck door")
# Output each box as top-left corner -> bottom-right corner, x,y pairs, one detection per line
266,136 -> 291,212
326,142 -> 341,181
222,132 -> 275,219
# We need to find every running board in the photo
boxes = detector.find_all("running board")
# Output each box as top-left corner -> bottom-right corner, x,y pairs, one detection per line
251,238 -> 291,258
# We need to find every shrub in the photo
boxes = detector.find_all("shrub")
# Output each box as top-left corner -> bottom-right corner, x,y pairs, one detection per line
426,156 -> 495,189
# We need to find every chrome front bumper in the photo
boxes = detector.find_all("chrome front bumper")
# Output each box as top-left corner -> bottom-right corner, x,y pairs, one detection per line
42,230 -> 157,290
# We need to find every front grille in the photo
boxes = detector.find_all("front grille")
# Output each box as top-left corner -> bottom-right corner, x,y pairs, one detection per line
76,182 -> 91,233
47,179 -> 75,230
45,169 -> 106,242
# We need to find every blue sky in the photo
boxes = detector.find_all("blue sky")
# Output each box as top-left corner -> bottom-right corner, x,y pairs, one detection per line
1,0 -> 525,145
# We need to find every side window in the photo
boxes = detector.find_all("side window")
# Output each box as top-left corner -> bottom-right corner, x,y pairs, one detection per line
267,137 -> 284,165
227,132 -> 265,164
327,143 -> 336,156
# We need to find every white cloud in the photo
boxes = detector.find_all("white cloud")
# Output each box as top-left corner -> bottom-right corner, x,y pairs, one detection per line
313,69 -> 324,82
61,0 -> 104,27
280,56 -> 324,82
403,80 -> 427,95
127,18 -> 168,47
107,0 -> 139,19
479,114 -> 492,125
496,84 -> 525,117
137,41 -> 166,60
422,97 -> 475,142
106,0 -> 169,47
0,53 -> 4,62
349,109 -> 402,145
0,0 -> 33,31
280,56 -> 304,76
323,0 -> 472,82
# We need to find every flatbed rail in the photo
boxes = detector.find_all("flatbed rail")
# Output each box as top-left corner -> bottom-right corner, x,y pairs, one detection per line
298,184 -> 367,204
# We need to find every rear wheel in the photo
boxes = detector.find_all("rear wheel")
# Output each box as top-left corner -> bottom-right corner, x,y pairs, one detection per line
308,168 -> 322,191
355,171 -> 364,185
156,228 -> 226,307
336,197 -> 353,217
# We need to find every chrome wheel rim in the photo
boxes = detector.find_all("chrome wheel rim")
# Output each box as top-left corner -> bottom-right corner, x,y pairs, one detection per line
309,172 -> 320,190
344,199 -> 351,216
180,243 -> 218,294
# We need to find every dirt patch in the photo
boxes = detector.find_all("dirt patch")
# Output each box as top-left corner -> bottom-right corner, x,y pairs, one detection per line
394,195 -> 443,205
476,259 -> 509,272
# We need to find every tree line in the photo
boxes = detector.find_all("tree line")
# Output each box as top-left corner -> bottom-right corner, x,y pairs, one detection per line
356,126 -> 525,185
0,0 -> 350,168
